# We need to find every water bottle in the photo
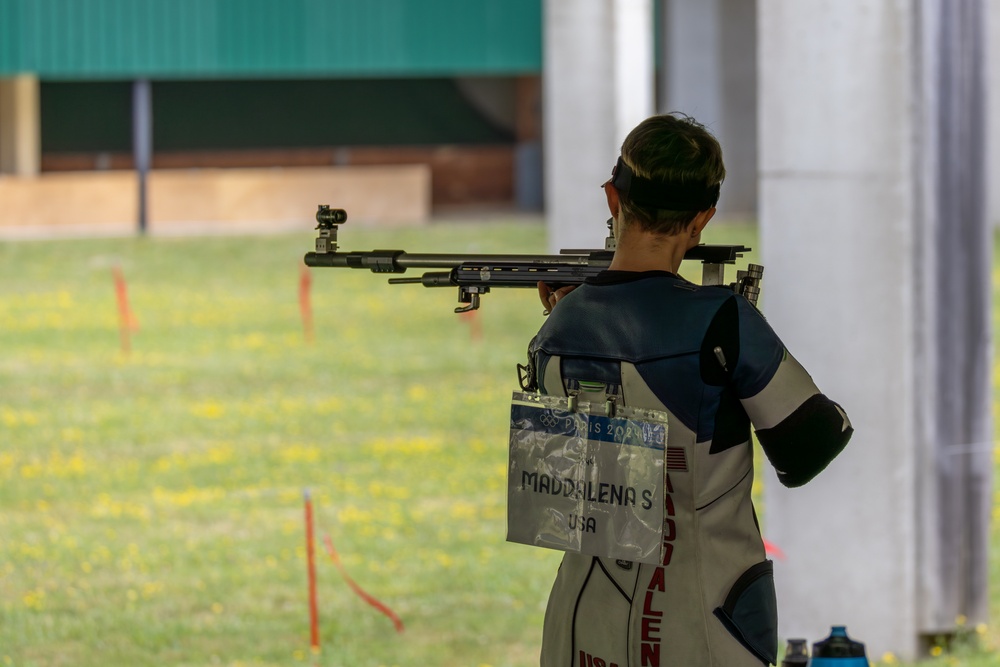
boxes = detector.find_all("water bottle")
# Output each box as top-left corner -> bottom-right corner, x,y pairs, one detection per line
781,638 -> 809,666
809,626 -> 870,667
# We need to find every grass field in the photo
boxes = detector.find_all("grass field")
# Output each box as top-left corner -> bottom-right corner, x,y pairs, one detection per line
0,218 -> 996,667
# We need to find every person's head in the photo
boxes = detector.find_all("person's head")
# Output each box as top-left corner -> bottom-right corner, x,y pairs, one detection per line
606,113 -> 725,239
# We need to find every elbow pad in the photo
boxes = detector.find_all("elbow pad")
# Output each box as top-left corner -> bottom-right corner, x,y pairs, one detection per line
755,394 -> 853,488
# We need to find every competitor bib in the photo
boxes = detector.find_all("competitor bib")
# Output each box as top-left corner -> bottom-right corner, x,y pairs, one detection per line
506,391 -> 668,564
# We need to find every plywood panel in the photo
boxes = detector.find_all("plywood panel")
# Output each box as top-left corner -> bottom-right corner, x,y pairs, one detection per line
0,165 -> 429,233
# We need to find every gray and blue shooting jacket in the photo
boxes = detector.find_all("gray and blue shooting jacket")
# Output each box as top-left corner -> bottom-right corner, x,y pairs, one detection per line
528,270 -> 853,667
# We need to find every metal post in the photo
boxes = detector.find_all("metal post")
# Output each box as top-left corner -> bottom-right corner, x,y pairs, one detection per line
132,79 -> 152,235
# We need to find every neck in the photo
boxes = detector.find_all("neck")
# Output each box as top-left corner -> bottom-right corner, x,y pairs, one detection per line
608,227 -> 693,274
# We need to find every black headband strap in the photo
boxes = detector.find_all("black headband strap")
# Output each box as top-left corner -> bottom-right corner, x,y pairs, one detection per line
610,156 -> 719,211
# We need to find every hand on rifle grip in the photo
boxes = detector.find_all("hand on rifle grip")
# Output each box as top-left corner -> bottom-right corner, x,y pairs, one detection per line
538,282 -> 576,315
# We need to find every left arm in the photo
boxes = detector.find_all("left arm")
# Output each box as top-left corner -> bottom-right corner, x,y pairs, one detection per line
713,295 -> 854,487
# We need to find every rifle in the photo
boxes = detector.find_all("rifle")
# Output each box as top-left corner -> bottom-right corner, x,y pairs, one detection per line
303,205 -> 763,313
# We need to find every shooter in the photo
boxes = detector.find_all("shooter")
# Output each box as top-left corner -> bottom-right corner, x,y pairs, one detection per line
526,113 -> 854,667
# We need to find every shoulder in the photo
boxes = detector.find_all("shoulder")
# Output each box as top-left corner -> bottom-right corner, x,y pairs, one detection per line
534,278 -> 740,362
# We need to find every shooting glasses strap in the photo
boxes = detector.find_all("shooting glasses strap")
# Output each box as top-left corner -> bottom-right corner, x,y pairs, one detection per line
610,156 -> 719,212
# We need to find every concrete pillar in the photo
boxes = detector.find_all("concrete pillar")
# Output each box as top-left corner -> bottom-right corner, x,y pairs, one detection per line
0,74 -> 41,176
660,0 -> 757,218
544,0 -> 655,252
921,0 -> 991,635
759,0 -> 991,661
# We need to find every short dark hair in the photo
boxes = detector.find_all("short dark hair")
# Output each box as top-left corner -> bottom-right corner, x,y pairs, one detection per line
617,113 -> 726,236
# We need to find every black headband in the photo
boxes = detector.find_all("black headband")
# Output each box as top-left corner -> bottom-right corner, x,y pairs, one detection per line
610,156 -> 720,211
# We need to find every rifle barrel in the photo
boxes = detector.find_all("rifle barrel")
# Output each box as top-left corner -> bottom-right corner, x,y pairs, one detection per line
303,250 -> 596,272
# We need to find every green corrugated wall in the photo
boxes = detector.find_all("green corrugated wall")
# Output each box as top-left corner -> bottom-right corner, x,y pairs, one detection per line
0,0 -> 542,78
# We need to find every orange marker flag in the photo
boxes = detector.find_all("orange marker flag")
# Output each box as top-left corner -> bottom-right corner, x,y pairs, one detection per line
112,266 -> 138,354
300,264 -> 314,344
323,534 -> 405,634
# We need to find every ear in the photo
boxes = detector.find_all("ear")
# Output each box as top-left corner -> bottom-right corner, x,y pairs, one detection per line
689,208 -> 716,237
604,182 -> 620,219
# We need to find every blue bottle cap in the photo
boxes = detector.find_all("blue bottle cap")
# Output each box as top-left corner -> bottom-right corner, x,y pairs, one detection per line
810,626 -> 869,666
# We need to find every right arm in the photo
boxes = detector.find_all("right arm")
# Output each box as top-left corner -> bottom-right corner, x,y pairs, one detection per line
537,281 -> 577,313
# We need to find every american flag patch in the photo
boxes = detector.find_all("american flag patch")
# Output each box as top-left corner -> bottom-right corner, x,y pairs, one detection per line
666,447 -> 688,472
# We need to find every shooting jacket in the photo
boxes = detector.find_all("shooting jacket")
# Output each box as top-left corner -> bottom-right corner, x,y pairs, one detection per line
528,270 -> 852,667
